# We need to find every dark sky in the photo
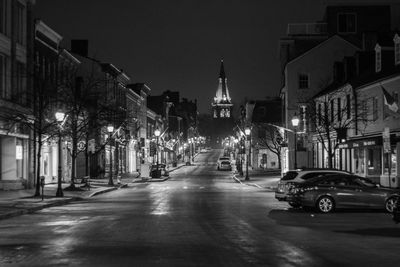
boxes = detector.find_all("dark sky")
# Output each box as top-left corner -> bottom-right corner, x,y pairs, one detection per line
35,0 -> 328,113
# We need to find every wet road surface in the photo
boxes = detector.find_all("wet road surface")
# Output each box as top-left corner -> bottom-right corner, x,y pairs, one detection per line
1,149 -> 400,266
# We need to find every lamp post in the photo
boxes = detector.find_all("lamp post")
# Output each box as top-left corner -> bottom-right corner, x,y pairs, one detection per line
154,129 -> 161,176
55,111 -> 65,197
291,113 -> 300,169
244,127 -> 251,181
107,125 -> 114,186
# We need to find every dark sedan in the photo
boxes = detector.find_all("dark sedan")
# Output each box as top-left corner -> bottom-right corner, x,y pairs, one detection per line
288,174 -> 400,213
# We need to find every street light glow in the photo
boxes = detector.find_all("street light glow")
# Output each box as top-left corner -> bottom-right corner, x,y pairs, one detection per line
291,114 -> 300,127
245,127 -> 251,136
55,111 -> 65,122
154,129 -> 161,137
107,125 -> 114,133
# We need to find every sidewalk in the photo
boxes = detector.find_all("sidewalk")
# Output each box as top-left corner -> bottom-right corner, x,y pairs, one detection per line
0,180 -> 127,221
232,168 -> 281,191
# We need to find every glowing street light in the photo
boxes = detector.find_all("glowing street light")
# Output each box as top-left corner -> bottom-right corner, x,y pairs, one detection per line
244,127 -> 251,181
107,125 -> 114,185
291,113 -> 299,169
55,111 -> 65,197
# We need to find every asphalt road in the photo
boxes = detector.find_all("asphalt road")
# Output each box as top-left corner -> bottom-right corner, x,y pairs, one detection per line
1,149 -> 400,267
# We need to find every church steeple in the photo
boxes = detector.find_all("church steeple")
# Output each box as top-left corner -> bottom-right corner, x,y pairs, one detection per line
219,59 -> 226,79
212,59 -> 233,119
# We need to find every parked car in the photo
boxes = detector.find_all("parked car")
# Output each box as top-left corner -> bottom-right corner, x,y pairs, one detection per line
275,169 -> 350,207
392,196 -> 400,223
219,160 -> 232,171
150,163 -> 169,178
217,157 -> 231,170
288,174 -> 400,213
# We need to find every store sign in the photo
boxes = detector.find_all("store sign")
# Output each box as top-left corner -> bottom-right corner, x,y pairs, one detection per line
16,145 -> 23,160
338,137 -> 381,149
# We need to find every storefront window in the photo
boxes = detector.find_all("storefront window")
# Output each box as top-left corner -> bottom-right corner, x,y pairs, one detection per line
354,148 -> 365,174
367,147 -> 381,176
384,148 -> 397,175
16,139 -> 24,179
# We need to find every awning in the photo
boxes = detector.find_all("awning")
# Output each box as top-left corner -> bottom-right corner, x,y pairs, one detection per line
338,134 -> 399,149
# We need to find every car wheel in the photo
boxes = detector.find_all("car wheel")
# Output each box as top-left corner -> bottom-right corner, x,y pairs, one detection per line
288,202 -> 300,208
316,196 -> 334,213
385,197 -> 398,213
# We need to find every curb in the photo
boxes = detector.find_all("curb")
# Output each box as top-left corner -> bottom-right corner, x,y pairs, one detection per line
232,175 -> 274,191
0,184 -> 129,221
131,177 -> 170,184
168,164 -> 185,173
0,197 -> 81,221
88,183 -> 128,197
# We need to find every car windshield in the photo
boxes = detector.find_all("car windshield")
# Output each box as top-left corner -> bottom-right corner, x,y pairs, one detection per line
219,157 -> 229,161
281,171 -> 298,181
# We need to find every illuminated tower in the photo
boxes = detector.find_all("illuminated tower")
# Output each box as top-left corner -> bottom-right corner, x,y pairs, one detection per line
211,59 -> 233,119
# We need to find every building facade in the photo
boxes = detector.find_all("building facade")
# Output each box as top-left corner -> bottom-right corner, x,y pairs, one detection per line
0,0 -> 35,189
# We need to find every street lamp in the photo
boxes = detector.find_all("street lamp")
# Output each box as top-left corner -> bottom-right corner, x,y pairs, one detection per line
154,129 -> 161,177
55,111 -> 65,197
244,127 -> 251,181
291,113 -> 300,169
107,125 -> 114,185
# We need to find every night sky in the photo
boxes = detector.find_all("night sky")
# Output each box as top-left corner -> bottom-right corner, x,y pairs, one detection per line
35,0 -> 332,113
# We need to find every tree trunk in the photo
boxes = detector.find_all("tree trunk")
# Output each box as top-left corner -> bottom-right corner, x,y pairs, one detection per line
34,133 -> 42,197
70,129 -> 77,187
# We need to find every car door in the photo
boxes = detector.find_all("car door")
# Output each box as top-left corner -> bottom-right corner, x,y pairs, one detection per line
354,177 -> 386,208
331,177 -> 362,208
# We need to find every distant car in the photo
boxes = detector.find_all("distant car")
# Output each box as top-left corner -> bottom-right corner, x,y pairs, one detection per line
219,160 -> 232,171
150,163 -> 169,177
275,169 -> 350,207
288,174 -> 400,213
205,147 -> 212,151
217,157 -> 230,170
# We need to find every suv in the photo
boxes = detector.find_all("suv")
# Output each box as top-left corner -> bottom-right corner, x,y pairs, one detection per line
275,169 -> 350,206
217,156 -> 230,170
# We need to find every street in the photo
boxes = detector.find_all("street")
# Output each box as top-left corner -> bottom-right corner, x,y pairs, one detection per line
0,150 -> 400,267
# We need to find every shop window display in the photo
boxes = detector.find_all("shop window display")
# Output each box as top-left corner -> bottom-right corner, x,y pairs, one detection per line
384,148 -> 397,176
367,147 -> 381,176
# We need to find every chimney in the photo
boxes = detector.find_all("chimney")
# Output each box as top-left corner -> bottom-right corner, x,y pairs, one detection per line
71,40 -> 88,57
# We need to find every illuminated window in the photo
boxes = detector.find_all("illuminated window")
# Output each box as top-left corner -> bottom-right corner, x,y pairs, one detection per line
213,110 -> 217,118
220,109 -> 225,117
226,109 -> 230,118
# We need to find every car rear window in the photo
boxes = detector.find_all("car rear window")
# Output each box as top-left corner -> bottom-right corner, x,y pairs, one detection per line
281,171 -> 298,181
220,157 -> 229,160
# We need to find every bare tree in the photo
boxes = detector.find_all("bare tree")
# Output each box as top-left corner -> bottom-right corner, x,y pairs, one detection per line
251,123 -> 283,169
308,86 -> 371,168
